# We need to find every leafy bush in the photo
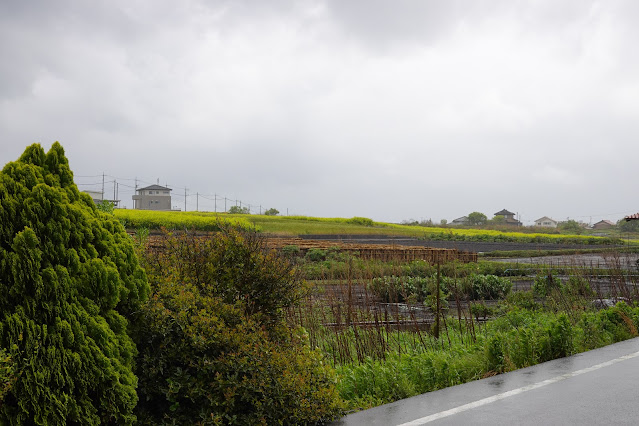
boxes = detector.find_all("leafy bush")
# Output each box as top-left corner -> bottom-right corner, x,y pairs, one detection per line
565,275 -> 595,297
282,244 -> 301,256
506,291 -> 540,311
471,303 -> 495,320
0,143 -> 149,425
95,199 -> 114,214
228,205 -> 250,214
532,273 -> 562,298
369,275 -> 453,303
346,217 -> 374,226
133,227 -> 342,424
577,302 -> 639,350
465,274 -> 513,300
306,248 -> 327,262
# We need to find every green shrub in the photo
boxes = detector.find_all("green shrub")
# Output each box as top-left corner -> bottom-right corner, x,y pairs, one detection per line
532,273 -> 562,298
0,143 -> 149,425
134,227 -> 342,424
463,274 -> 513,300
95,199 -> 114,214
471,303 -> 495,320
282,244 -> 301,256
506,291 -> 540,311
306,248 -> 327,262
565,275 -> 595,297
346,217 -> 374,226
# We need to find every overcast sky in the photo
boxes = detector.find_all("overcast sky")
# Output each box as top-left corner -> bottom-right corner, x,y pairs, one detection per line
2,0 -> 638,224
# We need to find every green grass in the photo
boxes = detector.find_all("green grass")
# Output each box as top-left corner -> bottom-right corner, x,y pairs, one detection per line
332,303 -> 639,410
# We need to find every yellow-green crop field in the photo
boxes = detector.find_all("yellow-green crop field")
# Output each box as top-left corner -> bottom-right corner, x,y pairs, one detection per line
113,209 -> 632,245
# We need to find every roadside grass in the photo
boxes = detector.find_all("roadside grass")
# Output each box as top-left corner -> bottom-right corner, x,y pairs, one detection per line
289,249 -> 639,412
331,305 -> 639,410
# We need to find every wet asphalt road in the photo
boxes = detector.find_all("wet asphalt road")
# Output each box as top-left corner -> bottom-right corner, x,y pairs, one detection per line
332,337 -> 639,425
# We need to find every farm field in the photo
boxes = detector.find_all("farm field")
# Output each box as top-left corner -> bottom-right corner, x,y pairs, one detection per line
114,209 -> 634,246
278,236 -> 639,413
119,209 -> 639,417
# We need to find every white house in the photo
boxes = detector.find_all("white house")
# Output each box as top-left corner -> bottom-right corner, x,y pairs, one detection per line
534,216 -> 558,228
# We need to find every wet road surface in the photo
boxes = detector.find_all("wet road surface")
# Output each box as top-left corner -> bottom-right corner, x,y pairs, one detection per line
332,337 -> 639,425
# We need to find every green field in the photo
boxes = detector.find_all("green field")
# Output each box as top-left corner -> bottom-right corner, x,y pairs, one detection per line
114,209 -> 631,245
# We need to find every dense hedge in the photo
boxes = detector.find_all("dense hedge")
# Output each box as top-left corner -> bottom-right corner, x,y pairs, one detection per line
133,228 -> 343,424
0,143 -> 149,424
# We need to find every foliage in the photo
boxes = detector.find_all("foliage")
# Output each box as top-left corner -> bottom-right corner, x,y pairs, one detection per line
617,218 -> 639,233
505,291 -> 540,311
306,248 -> 327,262
228,205 -> 250,214
369,275 -> 450,303
133,227 -> 342,424
467,212 -> 488,226
471,303 -> 495,320
464,274 -> 513,300
95,200 -> 114,214
263,207 -> 279,216
0,347 -> 15,403
335,305 -> 639,409
369,274 -> 511,303
281,244 -> 301,256
346,217 -> 375,227
532,273 -> 562,298
0,143 -> 149,425
489,215 -> 505,224
558,220 -> 584,235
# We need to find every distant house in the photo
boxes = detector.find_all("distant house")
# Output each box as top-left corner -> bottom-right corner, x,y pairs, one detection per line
494,209 -> 521,226
132,184 -> 172,210
451,216 -> 470,226
625,213 -> 639,221
534,216 -> 558,228
592,220 -> 615,230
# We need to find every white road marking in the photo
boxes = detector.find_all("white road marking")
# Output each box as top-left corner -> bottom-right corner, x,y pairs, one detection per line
398,350 -> 639,426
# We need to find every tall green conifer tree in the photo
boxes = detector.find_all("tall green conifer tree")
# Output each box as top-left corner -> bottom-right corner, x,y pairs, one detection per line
0,143 -> 149,425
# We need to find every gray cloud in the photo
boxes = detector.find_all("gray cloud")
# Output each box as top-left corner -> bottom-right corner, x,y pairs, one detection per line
2,0 -> 639,223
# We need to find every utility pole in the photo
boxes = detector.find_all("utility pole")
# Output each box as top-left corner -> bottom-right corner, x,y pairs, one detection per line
101,173 -> 105,200
214,193 -> 217,213
113,180 -> 116,204
224,197 -> 227,212
134,178 -> 138,209
435,254 -> 441,339
184,188 -> 187,212
196,192 -> 199,212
